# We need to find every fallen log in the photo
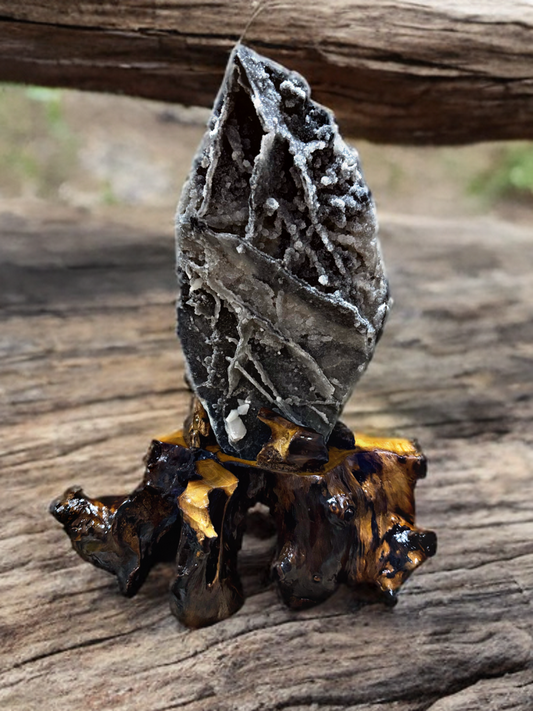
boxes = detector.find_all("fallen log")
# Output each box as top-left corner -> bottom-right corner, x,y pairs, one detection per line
0,0 -> 532,143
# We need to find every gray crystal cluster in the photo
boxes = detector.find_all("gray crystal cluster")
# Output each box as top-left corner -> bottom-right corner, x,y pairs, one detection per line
176,45 -> 391,459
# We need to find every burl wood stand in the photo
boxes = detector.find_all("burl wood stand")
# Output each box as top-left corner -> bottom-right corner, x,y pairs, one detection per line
51,399 -> 436,628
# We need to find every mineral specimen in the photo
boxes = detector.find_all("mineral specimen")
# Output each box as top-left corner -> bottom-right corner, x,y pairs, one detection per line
50,46 -> 436,630
176,45 -> 391,459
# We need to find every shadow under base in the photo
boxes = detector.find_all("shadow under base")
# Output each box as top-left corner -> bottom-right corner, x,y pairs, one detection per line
51,403 -> 436,629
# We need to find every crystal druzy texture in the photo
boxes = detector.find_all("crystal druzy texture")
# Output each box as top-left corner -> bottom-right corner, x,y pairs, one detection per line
176,46 -> 391,459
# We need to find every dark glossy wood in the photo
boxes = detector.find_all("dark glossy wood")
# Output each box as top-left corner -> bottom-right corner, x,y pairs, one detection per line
51,408 -> 435,627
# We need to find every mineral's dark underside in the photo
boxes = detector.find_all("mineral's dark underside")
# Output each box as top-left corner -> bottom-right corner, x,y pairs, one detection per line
51,400 -> 436,629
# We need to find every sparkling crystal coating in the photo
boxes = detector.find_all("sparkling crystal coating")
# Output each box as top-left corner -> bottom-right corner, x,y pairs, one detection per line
176,45 -> 391,458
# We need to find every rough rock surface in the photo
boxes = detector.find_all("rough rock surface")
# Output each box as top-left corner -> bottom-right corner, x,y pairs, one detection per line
176,45 -> 390,458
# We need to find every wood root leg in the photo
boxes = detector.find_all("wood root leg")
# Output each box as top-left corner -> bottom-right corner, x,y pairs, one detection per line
49,437 -> 195,595
50,485 -> 181,596
169,461 -> 261,628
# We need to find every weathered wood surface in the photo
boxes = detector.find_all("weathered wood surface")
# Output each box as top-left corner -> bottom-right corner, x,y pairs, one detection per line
1,1 -> 533,144
0,200 -> 532,710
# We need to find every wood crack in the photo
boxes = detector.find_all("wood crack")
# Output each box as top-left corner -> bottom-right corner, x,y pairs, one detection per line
8,620 -> 164,670
422,668 -> 533,710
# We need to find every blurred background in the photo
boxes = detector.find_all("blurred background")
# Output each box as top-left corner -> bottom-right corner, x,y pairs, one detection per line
1,84 -> 532,228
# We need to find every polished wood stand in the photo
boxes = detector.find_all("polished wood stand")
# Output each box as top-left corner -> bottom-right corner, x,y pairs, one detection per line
51,401 -> 436,628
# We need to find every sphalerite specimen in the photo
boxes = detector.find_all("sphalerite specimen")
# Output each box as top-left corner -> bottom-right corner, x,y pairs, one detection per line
176,45 -> 391,460
50,46 -> 436,629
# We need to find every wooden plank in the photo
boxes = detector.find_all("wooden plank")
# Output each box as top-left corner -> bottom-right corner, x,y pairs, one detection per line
0,200 -> 532,709
0,1 -> 532,144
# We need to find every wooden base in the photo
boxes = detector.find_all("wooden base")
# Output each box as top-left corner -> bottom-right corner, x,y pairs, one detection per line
51,404 -> 436,628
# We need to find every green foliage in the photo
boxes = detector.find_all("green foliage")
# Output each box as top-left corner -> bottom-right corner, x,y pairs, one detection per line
25,86 -> 67,138
101,180 -> 119,206
471,143 -> 533,200
0,84 -> 77,198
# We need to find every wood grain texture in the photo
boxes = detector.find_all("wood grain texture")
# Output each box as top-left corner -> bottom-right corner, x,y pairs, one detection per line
0,200 -> 532,709
0,1 -> 532,144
